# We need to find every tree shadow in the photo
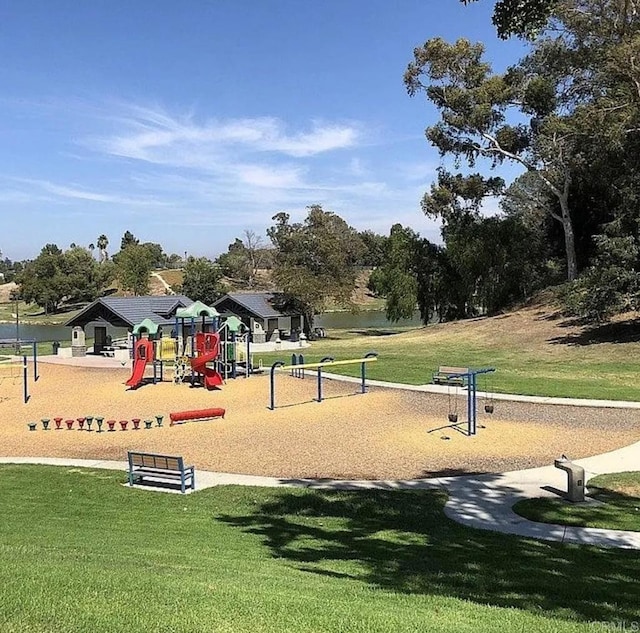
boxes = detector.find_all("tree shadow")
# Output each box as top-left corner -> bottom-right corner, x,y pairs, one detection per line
548,319 -> 640,346
347,329 -> 403,337
218,483 -> 639,624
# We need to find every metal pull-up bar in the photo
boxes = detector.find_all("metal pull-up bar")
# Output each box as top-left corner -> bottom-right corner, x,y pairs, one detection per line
269,352 -> 378,410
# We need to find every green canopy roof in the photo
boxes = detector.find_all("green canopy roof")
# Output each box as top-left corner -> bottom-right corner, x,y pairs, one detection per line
223,315 -> 244,333
175,301 -> 219,319
132,318 -> 160,336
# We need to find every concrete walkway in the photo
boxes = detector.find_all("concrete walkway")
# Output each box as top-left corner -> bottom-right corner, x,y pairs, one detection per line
2,439 -> 639,550
8,357 -> 640,548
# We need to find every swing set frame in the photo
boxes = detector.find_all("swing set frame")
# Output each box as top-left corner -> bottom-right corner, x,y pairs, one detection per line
436,367 -> 496,436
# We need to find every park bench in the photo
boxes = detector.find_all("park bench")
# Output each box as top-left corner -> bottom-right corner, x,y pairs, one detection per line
127,451 -> 195,493
432,366 -> 470,386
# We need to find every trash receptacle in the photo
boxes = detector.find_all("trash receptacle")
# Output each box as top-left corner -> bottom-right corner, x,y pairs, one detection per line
52,341 -> 60,355
554,457 -> 585,503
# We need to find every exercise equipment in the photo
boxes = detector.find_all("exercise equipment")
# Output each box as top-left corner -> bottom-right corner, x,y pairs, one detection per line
269,352 -> 378,410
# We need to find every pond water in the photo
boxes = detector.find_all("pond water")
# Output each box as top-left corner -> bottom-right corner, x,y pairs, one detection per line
0,310 -> 424,343
0,323 -> 127,343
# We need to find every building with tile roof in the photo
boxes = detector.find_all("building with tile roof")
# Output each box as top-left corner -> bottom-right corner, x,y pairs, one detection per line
213,292 -> 304,342
65,295 -> 194,354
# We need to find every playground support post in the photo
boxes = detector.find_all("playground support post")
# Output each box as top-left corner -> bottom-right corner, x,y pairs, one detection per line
316,357 -> 335,402
450,367 -> 495,436
23,355 -> 29,404
32,341 -> 38,382
361,352 -> 378,394
269,361 -> 285,410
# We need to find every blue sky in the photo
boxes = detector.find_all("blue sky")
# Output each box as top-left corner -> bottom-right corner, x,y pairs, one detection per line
1,0 -> 526,261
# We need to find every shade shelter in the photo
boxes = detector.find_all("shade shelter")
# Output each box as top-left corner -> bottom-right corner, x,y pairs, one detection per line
212,292 -> 304,343
64,295 -> 194,355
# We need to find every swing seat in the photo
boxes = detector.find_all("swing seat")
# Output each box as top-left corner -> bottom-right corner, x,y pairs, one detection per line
433,366 -> 469,386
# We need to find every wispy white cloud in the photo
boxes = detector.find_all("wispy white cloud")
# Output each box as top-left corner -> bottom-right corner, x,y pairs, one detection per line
7,177 -> 170,207
85,104 -> 360,170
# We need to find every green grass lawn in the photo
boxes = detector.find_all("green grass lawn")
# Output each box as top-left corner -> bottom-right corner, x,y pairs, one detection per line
514,472 -> 640,532
255,323 -> 640,400
0,299 -> 82,326
0,465 -> 638,632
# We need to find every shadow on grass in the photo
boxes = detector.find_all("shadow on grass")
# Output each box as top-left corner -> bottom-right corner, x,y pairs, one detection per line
346,329 -> 403,337
218,485 -> 639,624
548,319 -> 640,346
515,486 -> 640,531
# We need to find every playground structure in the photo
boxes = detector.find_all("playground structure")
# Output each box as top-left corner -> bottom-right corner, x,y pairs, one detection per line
432,367 -> 496,437
0,338 -> 39,404
124,302 -> 250,390
269,352 -> 378,410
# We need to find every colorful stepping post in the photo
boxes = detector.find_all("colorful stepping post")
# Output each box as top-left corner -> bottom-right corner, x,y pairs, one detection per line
132,418 -> 141,430
144,420 -> 153,429
77,417 -> 85,431
119,420 -> 128,431
54,417 -> 63,430
41,418 -> 50,430
95,417 -> 104,433
155,415 -> 163,427
107,420 -> 116,432
65,419 -> 74,430
28,422 -> 37,431
86,416 -> 94,431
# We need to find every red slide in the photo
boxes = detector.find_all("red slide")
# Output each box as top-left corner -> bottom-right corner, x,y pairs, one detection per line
190,352 -> 223,389
126,339 -> 154,389
190,332 -> 223,389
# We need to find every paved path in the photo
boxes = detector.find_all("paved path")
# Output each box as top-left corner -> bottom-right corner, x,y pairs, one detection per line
3,439 -> 639,550
7,357 -> 640,548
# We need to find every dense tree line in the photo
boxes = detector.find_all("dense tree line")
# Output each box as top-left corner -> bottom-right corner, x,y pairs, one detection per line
386,0 -> 640,323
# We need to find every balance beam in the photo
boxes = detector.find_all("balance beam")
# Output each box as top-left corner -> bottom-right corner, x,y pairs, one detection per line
169,407 -> 226,425
269,352 -> 378,410
278,357 -> 378,371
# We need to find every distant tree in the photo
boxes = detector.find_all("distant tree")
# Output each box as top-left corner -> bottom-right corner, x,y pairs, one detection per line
115,244 -> 153,296
368,225 -> 445,324
216,230 -> 267,288
140,242 -> 166,269
17,244 -> 112,313
165,253 -> 183,269
405,37 -> 579,280
357,230 -> 388,267
60,246 -> 114,304
180,257 -> 227,305
267,205 -> 364,333
120,230 -> 139,250
96,234 -> 109,263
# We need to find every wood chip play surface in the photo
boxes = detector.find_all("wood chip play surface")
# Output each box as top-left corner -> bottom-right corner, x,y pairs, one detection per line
2,363 -> 639,479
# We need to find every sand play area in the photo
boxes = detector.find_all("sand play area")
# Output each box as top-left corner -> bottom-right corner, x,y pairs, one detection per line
1,361 -> 639,479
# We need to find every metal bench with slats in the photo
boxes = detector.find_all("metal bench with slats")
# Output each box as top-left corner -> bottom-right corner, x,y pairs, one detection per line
127,451 -> 195,493
432,366 -> 470,386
